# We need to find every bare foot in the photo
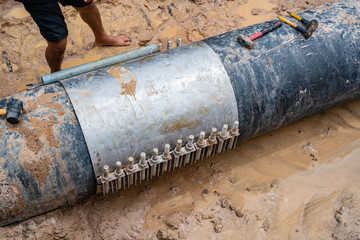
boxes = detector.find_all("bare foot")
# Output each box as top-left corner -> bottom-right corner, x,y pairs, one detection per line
95,35 -> 131,46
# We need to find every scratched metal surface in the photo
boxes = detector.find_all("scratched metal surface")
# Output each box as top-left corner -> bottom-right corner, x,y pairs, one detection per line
61,42 -> 239,177
0,84 -> 96,226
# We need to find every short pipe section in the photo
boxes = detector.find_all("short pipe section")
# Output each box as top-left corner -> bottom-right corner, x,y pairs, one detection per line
41,44 -> 160,85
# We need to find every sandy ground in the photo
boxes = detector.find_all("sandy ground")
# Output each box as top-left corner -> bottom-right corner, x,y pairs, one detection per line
2,0 -> 360,239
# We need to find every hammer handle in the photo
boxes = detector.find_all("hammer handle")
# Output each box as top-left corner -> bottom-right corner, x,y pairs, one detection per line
249,21 -> 282,41
279,16 -> 307,34
288,12 -> 310,26
0,109 -> 6,116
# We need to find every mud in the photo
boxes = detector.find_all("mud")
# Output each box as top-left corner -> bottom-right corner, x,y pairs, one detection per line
26,92 -> 64,112
1,0 -> 358,239
19,94 -> 62,154
1,99 -> 359,239
107,66 -> 137,99
0,0 -> 337,98
16,127 -> 44,154
120,80 -> 137,99
23,155 -> 53,187
160,116 -> 202,135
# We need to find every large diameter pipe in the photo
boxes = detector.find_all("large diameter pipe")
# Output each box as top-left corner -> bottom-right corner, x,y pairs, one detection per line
0,0 -> 359,226
41,44 -> 160,85
203,1 -> 360,141
0,84 -> 97,226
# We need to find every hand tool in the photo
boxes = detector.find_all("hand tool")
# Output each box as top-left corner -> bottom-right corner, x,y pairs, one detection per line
287,11 -> 318,32
278,16 -> 317,39
238,21 -> 283,49
0,99 -> 23,124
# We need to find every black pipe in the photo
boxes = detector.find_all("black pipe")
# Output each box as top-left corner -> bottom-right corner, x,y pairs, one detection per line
203,0 -> 360,141
0,0 -> 359,226
0,84 -> 96,226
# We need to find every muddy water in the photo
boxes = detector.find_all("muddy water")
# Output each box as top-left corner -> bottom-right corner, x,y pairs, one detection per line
274,143 -> 360,239
138,100 -> 360,239
233,0 -> 277,26
0,0 -> 357,239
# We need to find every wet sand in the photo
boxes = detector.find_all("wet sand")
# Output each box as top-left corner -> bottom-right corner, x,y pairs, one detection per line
1,0 -> 359,239
0,0 -> 336,98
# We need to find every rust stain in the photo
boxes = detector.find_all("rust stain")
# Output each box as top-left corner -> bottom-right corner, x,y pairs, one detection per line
23,155 -> 52,187
160,116 -> 201,134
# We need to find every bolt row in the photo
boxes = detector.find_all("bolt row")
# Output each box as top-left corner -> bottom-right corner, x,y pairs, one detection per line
167,37 -> 182,50
98,121 -> 239,196
157,37 -> 182,52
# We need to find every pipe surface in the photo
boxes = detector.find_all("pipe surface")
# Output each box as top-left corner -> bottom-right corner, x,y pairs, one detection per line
0,84 -> 96,226
60,42 -> 238,176
41,44 -> 160,85
203,0 -> 360,140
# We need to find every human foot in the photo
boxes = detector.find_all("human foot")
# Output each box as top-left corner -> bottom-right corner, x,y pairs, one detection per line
95,35 -> 131,46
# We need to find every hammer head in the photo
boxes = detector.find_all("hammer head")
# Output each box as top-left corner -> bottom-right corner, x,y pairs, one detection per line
6,99 -> 23,124
304,19 -> 318,39
237,34 -> 255,49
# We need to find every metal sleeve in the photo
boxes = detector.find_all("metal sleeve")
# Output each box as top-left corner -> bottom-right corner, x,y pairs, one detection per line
61,42 -> 239,177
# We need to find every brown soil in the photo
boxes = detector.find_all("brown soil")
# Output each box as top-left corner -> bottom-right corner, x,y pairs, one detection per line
2,0 -> 359,239
23,155 -> 53,187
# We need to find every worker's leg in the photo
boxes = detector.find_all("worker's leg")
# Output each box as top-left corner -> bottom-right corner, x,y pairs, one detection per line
73,1 -> 131,46
22,2 -> 69,73
46,38 -> 67,73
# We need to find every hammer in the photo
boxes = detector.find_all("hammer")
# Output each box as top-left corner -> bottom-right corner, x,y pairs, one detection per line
278,14 -> 318,39
0,99 -> 23,124
238,21 -> 283,49
287,11 -> 318,32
